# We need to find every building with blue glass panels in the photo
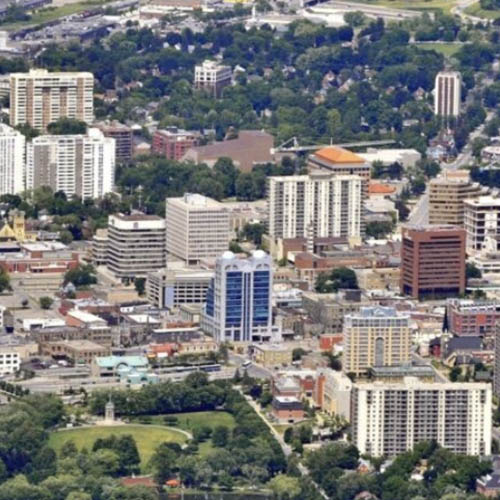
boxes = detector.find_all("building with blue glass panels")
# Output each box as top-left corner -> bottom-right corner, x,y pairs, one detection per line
202,250 -> 279,343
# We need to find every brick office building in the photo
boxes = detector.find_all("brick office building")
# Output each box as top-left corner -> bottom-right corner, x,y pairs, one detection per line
400,225 -> 466,299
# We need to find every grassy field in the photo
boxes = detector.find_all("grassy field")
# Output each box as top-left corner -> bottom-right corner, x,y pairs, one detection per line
414,43 -> 463,57
464,2 -> 500,18
334,0 -> 458,14
49,425 -> 188,469
131,411 -> 237,457
2,0 -> 113,30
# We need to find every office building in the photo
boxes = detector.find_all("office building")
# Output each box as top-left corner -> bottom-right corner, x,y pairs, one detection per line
268,172 -> 362,240
146,268 -> 213,309
434,70 -> 461,117
343,306 -> 411,376
0,350 -> 20,375
152,127 -> 200,161
0,124 -> 25,196
10,69 -> 94,130
194,60 -> 232,97
91,228 -> 109,266
202,250 -> 279,343
494,322 -> 500,398
166,193 -> 230,264
307,146 -> 371,198
447,298 -> 500,338
95,121 -> 133,162
401,225 -> 466,299
107,213 -> 166,281
464,196 -> 500,252
351,377 -> 491,457
429,174 -> 484,226
26,128 -> 115,200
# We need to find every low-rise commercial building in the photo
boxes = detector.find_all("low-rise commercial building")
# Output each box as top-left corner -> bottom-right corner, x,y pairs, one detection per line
152,127 -> 200,160
91,355 -> 149,377
271,396 -> 304,423
40,340 -> 110,365
447,298 -> 500,338
253,344 -> 292,367
0,350 -> 20,374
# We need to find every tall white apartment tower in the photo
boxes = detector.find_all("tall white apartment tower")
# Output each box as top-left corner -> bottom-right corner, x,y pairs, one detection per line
351,378 -> 492,457
268,171 -> 362,240
202,250 -> 279,344
434,71 -> 461,117
166,193 -> 230,265
26,128 -> 115,200
0,124 -> 25,195
343,306 -> 411,376
10,69 -> 94,131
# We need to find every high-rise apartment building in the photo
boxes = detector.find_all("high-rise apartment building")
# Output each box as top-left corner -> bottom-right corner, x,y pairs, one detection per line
434,70 -> 461,117
152,128 -> 200,161
494,322 -> 500,398
351,377 -> 491,457
194,60 -> 232,98
268,172 -> 362,240
343,306 -> 411,376
401,225 -> 466,299
95,121 -> 133,162
10,69 -> 94,131
26,128 -> 115,200
464,196 -> 500,252
106,213 -> 166,281
307,147 -> 371,199
165,193 -> 230,265
202,250 -> 278,343
0,124 -> 25,196
429,174 -> 484,226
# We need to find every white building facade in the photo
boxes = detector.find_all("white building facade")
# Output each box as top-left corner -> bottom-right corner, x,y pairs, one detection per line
0,124 -> 25,195
166,194 -> 230,264
268,172 -> 362,239
26,128 -> 115,200
434,70 -> 461,118
352,377 -> 491,457
464,196 -> 500,252
202,250 -> 279,343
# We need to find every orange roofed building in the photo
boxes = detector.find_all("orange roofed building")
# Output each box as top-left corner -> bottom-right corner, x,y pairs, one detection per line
307,146 -> 371,198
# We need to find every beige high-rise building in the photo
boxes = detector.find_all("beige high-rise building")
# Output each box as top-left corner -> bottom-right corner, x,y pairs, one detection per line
429,172 -> 484,226
10,69 -> 94,131
343,306 -> 411,376
268,172 -> 362,240
352,377 -> 491,457
107,213 -> 166,281
165,193 -> 230,265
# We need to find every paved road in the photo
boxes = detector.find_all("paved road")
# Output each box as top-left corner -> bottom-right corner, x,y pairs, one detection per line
229,352 -> 274,380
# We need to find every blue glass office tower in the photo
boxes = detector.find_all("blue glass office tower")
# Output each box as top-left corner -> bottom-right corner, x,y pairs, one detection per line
202,250 -> 276,343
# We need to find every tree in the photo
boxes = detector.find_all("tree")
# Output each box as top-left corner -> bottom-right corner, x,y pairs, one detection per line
344,11 -> 366,27
212,425 -> 229,447
0,268 -> 10,293
315,267 -> 358,293
47,118 -> 87,135
39,297 -> 53,310
64,264 -> 97,288
149,442 -> 177,484
134,278 -> 145,296
466,262 -> 482,281
449,366 -> 461,382
365,220 -> 394,239
268,474 -> 301,500
292,348 -> 307,361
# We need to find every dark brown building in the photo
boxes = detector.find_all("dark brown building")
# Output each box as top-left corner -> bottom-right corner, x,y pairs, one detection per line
96,120 -> 133,162
400,225 -> 466,300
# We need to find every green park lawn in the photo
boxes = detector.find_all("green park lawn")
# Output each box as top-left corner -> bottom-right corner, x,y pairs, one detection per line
414,43 -> 463,57
136,410 -> 237,457
335,0 -> 457,14
464,2 -> 500,18
49,425 -> 188,469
